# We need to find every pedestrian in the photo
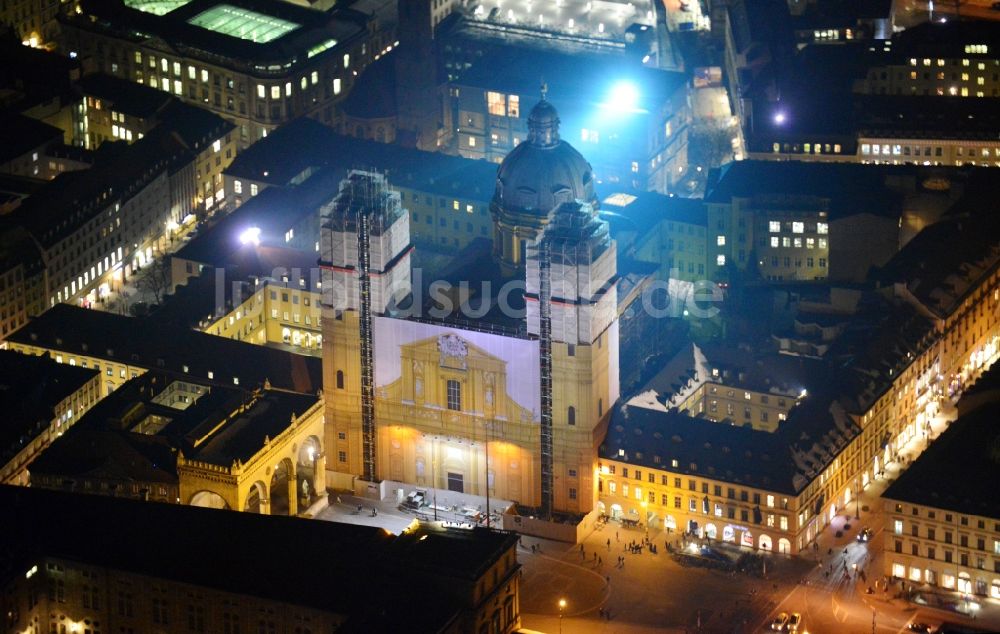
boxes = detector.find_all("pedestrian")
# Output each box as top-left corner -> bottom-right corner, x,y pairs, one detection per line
593,552 -> 597,561
616,531 -> 619,542
598,556 -> 602,565
580,543 -> 585,555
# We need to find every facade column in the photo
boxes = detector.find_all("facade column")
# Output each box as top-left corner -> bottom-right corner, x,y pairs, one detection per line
288,466 -> 298,516
312,451 -> 327,495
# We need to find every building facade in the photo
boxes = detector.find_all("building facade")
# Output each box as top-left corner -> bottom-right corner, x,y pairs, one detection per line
58,0 -> 383,150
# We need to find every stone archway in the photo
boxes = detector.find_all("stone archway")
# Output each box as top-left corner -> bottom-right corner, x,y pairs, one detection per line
759,534 -> 773,552
189,490 -> 229,509
270,457 -> 296,516
296,435 -> 325,509
778,538 -> 791,554
244,480 -> 268,514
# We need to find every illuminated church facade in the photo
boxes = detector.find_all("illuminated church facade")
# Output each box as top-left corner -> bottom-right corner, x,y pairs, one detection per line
320,99 -> 619,515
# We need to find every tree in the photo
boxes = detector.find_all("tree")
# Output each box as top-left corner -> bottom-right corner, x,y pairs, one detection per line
136,257 -> 171,305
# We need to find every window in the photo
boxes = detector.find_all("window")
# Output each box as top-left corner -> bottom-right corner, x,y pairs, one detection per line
487,91 -> 505,116
567,406 -> 575,425
333,78 -> 342,95
817,222 -> 828,234
894,519 -> 903,535
446,380 -> 461,411
792,222 -> 804,233
769,221 -> 781,233
508,94 -> 519,117
468,136 -> 476,147
716,255 -> 726,266
716,235 -> 726,246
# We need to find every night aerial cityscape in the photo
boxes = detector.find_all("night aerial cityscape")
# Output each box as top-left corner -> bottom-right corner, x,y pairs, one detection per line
1,0 -> 1000,633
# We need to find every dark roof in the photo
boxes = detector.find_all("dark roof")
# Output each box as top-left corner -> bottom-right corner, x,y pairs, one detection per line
886,19 -> 1000,60
2,102 -> 231,249
76,73 -> 172,118
874,181 -> 1000,318
0,485 -> 517,631
0,350 -> 97,469
0,114 -> 64,163
64,0 -> 369,70
601,191 -> 705,235
172,183 -> 324,269
225,117 -> 499,201
7,304 -> 322,393
704,160 -> 907,220
29,370 -> 319,480
883,400 -> 1000,519
611,341 -> 862,494
339,50 -> 397,119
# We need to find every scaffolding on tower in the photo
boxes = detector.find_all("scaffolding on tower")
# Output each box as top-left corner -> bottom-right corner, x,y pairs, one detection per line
538,238 -> 554,520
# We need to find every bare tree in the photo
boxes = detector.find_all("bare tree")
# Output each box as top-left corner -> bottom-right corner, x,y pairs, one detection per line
137,257 -> 171,305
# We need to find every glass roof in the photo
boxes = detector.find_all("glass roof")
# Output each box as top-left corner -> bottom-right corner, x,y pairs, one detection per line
187,4 -> 301,43
124,0 -> 193,16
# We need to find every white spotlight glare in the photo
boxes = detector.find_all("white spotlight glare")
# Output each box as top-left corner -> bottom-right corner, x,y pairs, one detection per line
608,81 -> 639,112
239,226 -> 262,246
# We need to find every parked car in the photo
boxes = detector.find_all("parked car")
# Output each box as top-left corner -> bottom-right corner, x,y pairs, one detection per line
857,527 -> 873,542
907,623 -> 933,633
770,612 -> 789,631
787,612 -> 802,632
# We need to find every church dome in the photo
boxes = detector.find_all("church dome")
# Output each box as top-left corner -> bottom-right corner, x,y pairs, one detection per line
493,99 -> 597,217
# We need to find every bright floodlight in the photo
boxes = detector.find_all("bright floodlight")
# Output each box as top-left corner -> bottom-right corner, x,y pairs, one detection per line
773,111 -> 787,125
608,81 -> 640,112
239,226 -> 261,246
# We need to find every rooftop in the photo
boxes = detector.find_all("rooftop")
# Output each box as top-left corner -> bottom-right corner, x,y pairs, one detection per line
225,117 -> 499,200
455,46 -> 687,114
64,0 -> 368,70
883,399 -> 1000,520
28,370 -> 318,480
875,176 -> 1000,319
0,350 -> 98,470
0,485 -> 518,629
704,160 -> 913,220
187,4 -> 302,43
7,304 -> 322,393
0,114 -> 64,163
76,73 -> 172,119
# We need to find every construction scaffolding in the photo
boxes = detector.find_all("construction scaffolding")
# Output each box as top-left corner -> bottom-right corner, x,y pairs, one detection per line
324,171 -> 405,484
538,239 -> 554,520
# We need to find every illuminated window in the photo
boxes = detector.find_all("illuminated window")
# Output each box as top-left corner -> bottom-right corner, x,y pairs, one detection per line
487,91 -> 505,116
284,82 -> 291,97
817,222 -> 828,234
507,94 -> 519,117
468,136 -> 476,147
300,76 -> 307,90
792,222 -> 804,233
311,71 -> 318,85
343,53 -> 350,69
446,379 -> 461,410
716,235 -> 725,246
767,495 -> 775,508
894,519 -> 903,535
631,161 -> 639,173
818,238 -> 828,249
333,78 -> 342,95
234,180 -> 242,194
213,139 -> 221,153
187,65 -> 196,80
270,85 -> 280,99
806,238 -> 815,249
769,221 -> 781,233
770,237 -> 779,248
716,255 -> 726,266
466,204 -> 473,214
201,69 -> 208,83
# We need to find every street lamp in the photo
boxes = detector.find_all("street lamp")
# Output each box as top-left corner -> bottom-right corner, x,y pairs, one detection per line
558,598 -> 567,633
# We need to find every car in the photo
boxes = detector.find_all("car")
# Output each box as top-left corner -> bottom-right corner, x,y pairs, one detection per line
907,624 -> 933,633
787,613 -> 802,632
857,527 -> 873,542
770,612 -> 789,631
